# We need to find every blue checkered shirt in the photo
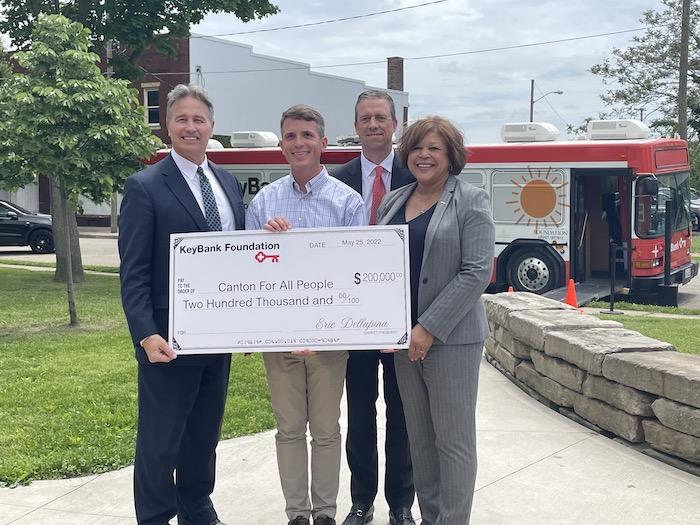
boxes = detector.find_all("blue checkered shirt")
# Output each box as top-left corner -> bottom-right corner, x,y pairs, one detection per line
246,167 -> 366,229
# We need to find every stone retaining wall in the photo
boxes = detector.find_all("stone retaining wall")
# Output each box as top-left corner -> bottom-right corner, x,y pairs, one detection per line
482,292 -> 700,467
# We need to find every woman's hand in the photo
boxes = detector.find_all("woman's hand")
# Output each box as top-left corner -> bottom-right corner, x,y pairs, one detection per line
264,217 -> 292,232
408,324 -> 434,362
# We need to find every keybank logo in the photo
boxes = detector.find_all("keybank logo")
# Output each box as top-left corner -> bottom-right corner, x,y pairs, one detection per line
255,251 -> 280,263
178,241 -> 280,255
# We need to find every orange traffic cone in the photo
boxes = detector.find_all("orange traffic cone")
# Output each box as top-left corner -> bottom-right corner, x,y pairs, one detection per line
507,285 -> 514,293
563,279 -> 579,308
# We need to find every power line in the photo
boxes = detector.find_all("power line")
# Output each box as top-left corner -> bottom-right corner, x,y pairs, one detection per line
535,83 -> 572,129
400,27 -> 649,63
150,26 -> 651,76
191,0 -> 450,38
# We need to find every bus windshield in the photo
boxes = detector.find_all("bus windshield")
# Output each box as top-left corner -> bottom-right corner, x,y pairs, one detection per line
635,171 -> 692,238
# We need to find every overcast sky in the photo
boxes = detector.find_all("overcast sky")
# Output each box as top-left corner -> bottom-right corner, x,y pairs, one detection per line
193,0 -> 662,143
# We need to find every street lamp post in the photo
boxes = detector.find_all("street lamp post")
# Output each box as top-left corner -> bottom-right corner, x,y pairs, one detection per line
529,79 -> 563,122
638,107 -> 661,122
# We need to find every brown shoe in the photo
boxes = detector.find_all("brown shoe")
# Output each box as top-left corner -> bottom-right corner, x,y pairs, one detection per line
288,516 -> 311,525
314,515 -> 336,525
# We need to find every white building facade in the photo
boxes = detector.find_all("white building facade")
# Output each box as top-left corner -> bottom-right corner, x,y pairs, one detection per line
190,35 -> 408,144
3,35 -> 409,221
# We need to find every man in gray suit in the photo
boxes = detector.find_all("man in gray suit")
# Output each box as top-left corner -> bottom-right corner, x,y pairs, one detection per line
331,90 -> 415,525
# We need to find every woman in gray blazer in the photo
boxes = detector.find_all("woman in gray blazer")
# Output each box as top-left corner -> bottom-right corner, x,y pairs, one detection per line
377,116 -> 495,524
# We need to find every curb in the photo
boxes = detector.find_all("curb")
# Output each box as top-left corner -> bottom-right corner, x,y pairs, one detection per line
79,233 -> 118,239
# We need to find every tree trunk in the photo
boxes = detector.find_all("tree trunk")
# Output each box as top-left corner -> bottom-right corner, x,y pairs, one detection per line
59,178 -> 79,327
50,176 -> 85,283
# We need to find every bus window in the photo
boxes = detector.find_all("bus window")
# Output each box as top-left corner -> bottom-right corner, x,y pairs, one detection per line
491,169 -> 567,225
227,169 -> 266,207
458,170 -> 485,189
269,171 -> 288,183
635,172 -> 692,238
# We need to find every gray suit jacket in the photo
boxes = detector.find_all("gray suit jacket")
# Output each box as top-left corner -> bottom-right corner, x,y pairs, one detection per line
377,176 -> 495,345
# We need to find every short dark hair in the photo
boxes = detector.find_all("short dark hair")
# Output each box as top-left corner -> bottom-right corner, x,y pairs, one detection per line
398,116 -> 467,175
280,104 -> 325,137
166,84 -> 214,121
354,90 -> 397,122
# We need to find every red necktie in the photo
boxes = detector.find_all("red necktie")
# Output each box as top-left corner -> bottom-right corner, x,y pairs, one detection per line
369,165 -> 386,225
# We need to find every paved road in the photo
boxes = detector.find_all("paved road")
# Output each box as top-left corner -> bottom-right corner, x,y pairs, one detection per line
678,270 -> 700,309
0,236 -> 120,268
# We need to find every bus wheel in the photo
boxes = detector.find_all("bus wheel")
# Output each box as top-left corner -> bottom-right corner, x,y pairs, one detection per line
507,248 -> 558,293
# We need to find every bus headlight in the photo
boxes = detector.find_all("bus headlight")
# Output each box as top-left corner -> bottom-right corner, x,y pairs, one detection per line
634,258 -> 662,269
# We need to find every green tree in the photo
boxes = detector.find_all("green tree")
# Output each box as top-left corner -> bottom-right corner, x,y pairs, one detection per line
590,0 -> 699,122
590,0 -> 700,186
0,14 -> 161,325
0,0 -> 279,80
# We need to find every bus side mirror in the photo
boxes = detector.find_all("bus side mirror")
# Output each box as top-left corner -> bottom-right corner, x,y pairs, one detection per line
639,178 -> 659,195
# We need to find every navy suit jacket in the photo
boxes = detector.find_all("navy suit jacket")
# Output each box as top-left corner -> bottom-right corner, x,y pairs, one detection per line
119,154 -> 245,365
330,154 -> 414,196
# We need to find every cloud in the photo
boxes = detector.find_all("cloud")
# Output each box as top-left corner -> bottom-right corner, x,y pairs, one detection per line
193,0 -> 662,142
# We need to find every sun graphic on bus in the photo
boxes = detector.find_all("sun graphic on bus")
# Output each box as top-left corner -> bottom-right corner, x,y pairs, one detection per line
506,167 -> 568,233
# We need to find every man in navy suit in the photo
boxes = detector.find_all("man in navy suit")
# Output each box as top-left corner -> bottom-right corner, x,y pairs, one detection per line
331,90 -> 416,525
119,84 -> 245,525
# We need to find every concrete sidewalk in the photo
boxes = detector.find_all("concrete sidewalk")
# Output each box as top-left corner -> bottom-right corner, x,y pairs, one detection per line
78,227 -> 118,240
1,357 -> 699,525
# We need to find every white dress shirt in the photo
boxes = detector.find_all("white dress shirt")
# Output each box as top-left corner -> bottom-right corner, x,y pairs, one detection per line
360,151 -> 394,224
171,149 -> 236,231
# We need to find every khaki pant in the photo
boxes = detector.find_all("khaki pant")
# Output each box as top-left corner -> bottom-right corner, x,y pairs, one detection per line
263,350 -> 348,520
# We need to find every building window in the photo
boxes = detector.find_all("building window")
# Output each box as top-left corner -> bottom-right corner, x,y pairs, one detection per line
142,83 -> 160,128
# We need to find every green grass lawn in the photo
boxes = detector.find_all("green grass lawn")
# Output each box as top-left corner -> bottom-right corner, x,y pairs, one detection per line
597,314 -> 700,355
0,268 -> 274,486
589,300 -> 700,316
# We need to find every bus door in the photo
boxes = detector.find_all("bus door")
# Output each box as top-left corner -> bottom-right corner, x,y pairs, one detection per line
571,169 -> 631,283
571,174 -> 587,282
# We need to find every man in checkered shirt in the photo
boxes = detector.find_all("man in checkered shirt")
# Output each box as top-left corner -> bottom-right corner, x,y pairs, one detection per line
246,104 -> 364,525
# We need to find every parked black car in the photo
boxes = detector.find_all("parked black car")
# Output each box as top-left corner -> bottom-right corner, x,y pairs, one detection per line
0,199 -> 54,253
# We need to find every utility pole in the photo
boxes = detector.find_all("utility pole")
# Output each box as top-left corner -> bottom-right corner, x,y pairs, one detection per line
678,0 -> 690,140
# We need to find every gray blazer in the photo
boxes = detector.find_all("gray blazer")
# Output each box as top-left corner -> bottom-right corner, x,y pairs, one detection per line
377,176 -> 495,345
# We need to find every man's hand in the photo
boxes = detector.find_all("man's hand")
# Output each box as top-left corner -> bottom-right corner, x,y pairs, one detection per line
264,217 -> 292,232
408,324 -> 434,362
141,334 -> 178,363
291,348 -> 317,356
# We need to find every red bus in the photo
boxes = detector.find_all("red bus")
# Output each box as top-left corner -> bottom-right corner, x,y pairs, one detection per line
150,125 -> 697,304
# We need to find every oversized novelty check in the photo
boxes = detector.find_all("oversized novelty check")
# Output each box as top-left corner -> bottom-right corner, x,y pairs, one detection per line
168,226 -> 411,354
